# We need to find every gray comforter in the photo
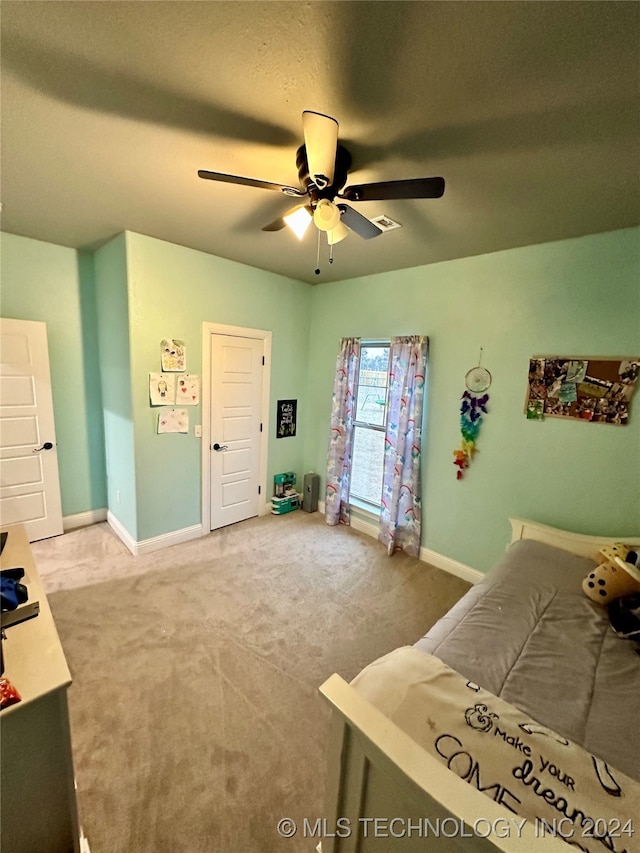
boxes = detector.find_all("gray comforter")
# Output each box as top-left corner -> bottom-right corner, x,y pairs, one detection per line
414,539 -> 640,781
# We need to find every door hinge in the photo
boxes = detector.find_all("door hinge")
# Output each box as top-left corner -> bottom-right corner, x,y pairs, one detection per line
260,422 -> 263,432
262,356 -> 265,366
258,485 -> 261,495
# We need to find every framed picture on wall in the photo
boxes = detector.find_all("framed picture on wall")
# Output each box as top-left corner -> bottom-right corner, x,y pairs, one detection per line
525,356 -> 639,424
276,399 -> 297,438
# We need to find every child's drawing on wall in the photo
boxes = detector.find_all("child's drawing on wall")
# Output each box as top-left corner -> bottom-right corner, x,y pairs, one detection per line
157,409 -> 189,434
161,339 -> 186,372
176,374 -> 200,406
149,372 -> 176,406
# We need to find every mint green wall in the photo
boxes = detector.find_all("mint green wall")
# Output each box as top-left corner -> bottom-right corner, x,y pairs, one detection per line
3,227 -> 638,565
304,228 -> 640,573
93,234 -> 138,538
124,232 -> 312,540
0,232 -> 107,515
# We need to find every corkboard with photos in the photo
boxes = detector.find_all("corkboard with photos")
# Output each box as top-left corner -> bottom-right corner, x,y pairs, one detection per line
525,357 -> 639,424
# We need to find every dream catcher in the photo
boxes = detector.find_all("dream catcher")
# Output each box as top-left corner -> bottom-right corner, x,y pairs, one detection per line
453,350 -> 491,479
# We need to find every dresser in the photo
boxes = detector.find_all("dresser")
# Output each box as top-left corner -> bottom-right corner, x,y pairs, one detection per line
0,524 -> 80,853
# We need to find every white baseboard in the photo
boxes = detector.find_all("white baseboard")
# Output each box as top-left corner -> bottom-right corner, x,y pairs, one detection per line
63,508 -> 107,531
418,546 -> 483,585
349,513 -> 379,540
107,511 -> 203,556
317,499 -> 482,584
135,523 -> 203,555
106,512 -> 137,554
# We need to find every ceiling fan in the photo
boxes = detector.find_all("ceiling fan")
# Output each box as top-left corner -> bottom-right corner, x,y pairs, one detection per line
198,111 -> 445,268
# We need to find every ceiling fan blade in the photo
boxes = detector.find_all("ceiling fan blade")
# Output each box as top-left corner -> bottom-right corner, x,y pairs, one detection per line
302,111 -> 339,190
339,176 -> 445,202
337,204 -> 383,240
261,216 -> 288,232
198,170 -> 306,197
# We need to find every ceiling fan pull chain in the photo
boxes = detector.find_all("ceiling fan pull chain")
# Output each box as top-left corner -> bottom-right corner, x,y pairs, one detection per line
315,229 -> 321,276
329,241 -> 334,264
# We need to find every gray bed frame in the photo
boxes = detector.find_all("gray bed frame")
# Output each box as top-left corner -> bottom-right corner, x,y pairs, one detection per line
318,518 -> 640,853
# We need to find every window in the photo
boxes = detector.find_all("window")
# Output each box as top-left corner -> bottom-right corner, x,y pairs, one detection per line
350,343 -> 391,508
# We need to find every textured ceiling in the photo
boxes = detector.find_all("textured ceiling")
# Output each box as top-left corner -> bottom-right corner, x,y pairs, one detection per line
1,1 -> 639,284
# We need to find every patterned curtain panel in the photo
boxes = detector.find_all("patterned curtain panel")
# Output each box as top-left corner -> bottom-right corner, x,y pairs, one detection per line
325,337 -> 361,526
379,336 -> 428,556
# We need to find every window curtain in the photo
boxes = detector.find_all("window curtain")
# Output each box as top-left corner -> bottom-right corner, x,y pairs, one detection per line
378,336 -> 428,557
325,337 -> 361,526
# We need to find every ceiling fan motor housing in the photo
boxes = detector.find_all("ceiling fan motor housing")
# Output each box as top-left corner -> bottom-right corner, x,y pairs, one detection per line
296,144 -> 352,206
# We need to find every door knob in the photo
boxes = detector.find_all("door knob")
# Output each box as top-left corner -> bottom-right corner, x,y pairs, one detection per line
33,442 -> 54,452
212,443 -> 229,451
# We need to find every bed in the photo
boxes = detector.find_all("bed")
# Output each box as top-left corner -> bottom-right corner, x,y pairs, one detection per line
319,518 -> 640,852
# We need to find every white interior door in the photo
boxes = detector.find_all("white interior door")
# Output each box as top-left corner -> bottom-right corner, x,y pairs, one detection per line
210,334 -> 264,530
0,318 -> 63,541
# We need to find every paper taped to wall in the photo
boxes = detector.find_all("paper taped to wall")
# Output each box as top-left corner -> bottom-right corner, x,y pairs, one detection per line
149,372 -> 176,406
175,374 -> 199,406
157,409 -> 189,434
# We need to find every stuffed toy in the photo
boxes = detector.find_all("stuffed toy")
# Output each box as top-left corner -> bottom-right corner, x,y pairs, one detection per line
582,544 -> 640,604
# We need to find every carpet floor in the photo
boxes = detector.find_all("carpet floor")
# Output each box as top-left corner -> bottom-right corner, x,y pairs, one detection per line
33,512 -> 471,853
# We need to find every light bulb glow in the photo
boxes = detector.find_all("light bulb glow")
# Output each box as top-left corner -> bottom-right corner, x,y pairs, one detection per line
283,206 -> 313,240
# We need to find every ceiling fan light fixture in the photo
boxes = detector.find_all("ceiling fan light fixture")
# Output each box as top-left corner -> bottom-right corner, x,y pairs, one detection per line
313,199 -> 341,232
283,205 -> 313,240
327,221 -> 350,245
